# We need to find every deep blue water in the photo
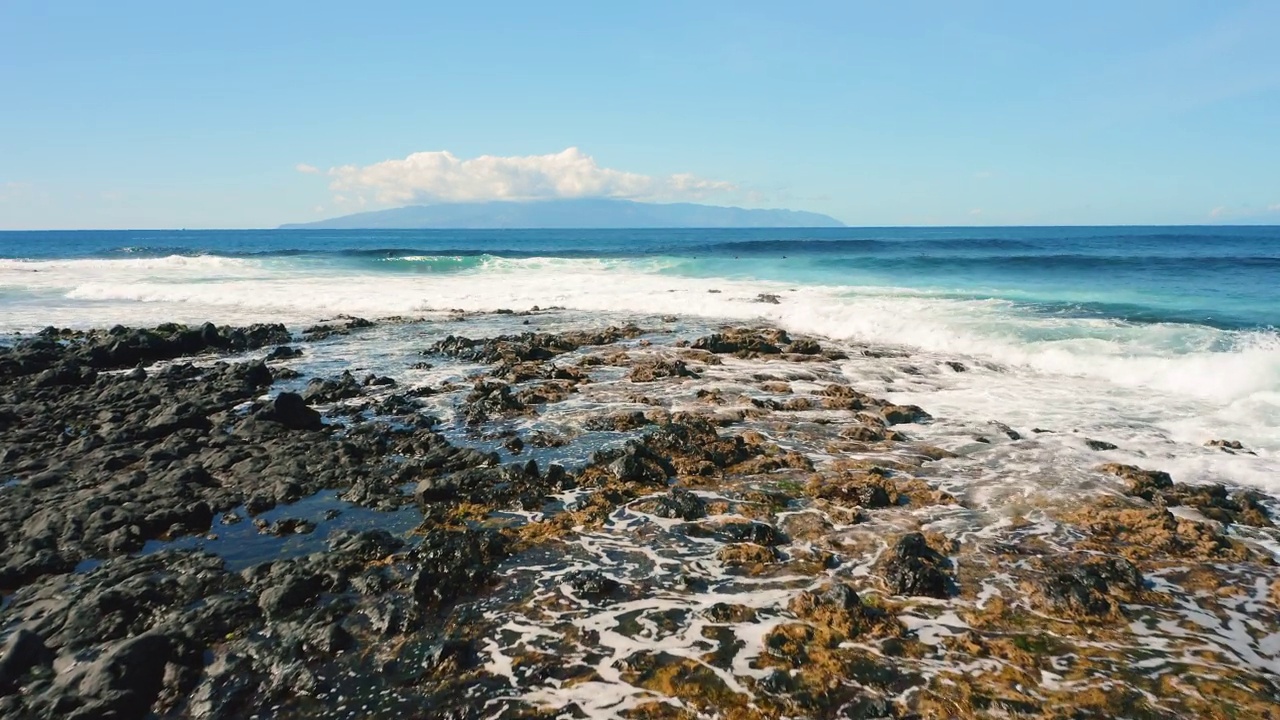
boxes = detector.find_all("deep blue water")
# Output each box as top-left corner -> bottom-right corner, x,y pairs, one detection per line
2,226 -> 1276,330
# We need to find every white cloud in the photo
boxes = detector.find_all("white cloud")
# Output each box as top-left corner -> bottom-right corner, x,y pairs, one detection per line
969,208 -> 983,215
1269,202 -> 1280,212
0,181 -> 32,203
322,147 -> 738,206
295,163 -> 321,174
1209,206 -> 1227,218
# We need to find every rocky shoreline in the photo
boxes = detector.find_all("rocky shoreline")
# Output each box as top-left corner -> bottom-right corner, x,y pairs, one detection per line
1,317 -> 1277,719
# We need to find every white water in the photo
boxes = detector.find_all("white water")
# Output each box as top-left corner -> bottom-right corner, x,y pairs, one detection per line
2,254 -> 1277,494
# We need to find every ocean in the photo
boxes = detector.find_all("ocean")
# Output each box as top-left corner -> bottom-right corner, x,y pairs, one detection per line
1,226 -> 1278,496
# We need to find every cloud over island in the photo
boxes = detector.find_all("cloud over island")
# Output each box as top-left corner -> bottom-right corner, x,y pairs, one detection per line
300,148 -> 740,207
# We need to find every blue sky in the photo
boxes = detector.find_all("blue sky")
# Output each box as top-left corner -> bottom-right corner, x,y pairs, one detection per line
1,0 -> 1278,229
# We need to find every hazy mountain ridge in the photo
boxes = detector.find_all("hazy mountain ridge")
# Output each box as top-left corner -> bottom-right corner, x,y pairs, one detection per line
280,198 -> 844,229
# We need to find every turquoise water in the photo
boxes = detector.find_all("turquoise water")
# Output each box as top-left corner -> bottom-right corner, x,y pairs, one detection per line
1,226 -> 1277,329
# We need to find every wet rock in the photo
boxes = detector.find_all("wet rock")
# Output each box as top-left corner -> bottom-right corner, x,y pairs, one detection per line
778,511 -> 834,542
704,603 -> 758,624
1039,554 -> 1145,619
606,441 -> 675,485
414,475 -> 460,504
627,358 -> 697,382
259,392 -> 323,431
811,472 -> 892,508
754,293 -> 782,304
1159,483 -> 1275,528
819,384 -> 869,411
709,520 -> 784,546
637,488 -> 707,520
881,404 -> 932,425
528,429 -> 571,448
945,361 -> 967,372
423,638 -> 479,675
989,421 -> 1020,440
301,315 -> 374,340
784,338 -> 823,355
7,322 -> 288,376
564,570 -> 621,598
503,435 -> 525,454
1064,500 -> 1251,561
883,533 -> 953,598
427,327 -> 641,365
265,345 -> 302,361
0,629 -> 54,694
840,424 -> 907,442
583,410 -> 653,432
692,327 -> 790,356
265,518 -> 316,536
1085,438 -> 1118,451
409,527 -> 509,611
1207,439 -> 1253,454
462,380 -> 530,424
63,632 -> 173,719
514,379 -> 577,405
327,529 -> 404,561
302,370 -> 363,404
1098,463 -> 1173,500
809,471 -> 954,509
256,573 -> 324,618
718,542 -> 779,567
786,580 -> 895,641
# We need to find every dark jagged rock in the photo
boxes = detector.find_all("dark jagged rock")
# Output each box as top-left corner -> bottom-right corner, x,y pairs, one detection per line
627,357 -> 697,382
0,323 -> 290,381
0,629 -> 54,694
1040,555 -> 1144,618
426,326 -> 642,366
883,533 -> 953,598
1097,463 -> 1269,526
302,370 -> 363,404
1160,483 -> 1275,528
1098,463 -> 1173,500
409,527 -> 509,611
881,404 -> 932,425
1085,438 -> 1119,451
593,439 -> 676,485
326,529 -> 404,561
989,421 -> 1020,440
565,569 -> 622,598
583,410 -> 653,432
416,460 -> 546,509
265,345 -> 302,361
65,632 -> 173,719
462,380 -> 530,425
692,327 -> 791,356
258,392 -> 323,431
638,488 -> 708,520
783,338 -> 823,355
689,519 -> 784,546
301,315 -> 375,340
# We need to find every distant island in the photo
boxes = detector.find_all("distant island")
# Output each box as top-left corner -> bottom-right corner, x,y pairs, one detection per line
280,198 -> 845,229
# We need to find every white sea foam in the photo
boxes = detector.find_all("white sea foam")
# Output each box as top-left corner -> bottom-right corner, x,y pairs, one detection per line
2,253 -> 1277,492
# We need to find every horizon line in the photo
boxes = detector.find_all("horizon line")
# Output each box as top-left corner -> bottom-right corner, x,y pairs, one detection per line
2,223 -> 1280,233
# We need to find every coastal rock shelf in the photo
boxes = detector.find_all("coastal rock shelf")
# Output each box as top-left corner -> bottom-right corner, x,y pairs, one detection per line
1,316 -> 1277,719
